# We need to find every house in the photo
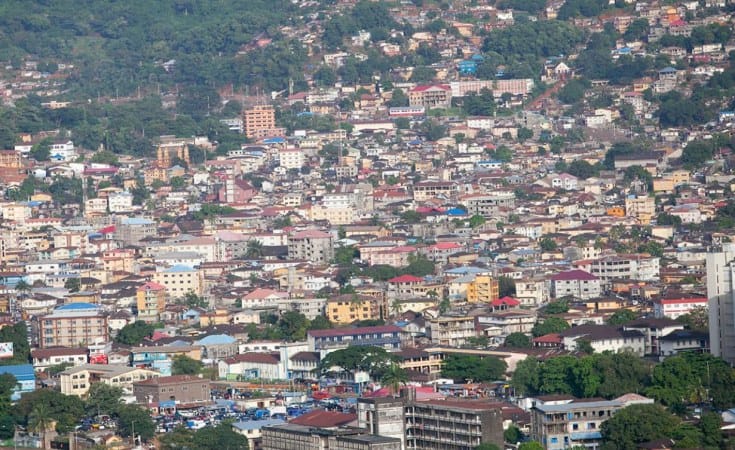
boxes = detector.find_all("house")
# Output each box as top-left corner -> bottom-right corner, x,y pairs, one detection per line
557,324 -> 645,356
652,294 -> 707,319
623,318 -> 685,356
31,347 -> 88,372
59,364 -> 160,396
658,330 -> 709,358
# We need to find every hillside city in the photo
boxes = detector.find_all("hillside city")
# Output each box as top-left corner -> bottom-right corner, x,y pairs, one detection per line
1,0 -> 735,449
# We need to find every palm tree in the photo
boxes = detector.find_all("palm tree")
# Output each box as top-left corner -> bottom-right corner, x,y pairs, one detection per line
15,279 -> 31,297
390,299 -> 403,317
29,403 -> 54,450
381,363 -> 408,397
245,239 -> 263,259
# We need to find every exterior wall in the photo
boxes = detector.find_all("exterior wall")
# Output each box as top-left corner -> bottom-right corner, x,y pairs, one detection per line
39,314 -> 109,348
133,378 -> 211,404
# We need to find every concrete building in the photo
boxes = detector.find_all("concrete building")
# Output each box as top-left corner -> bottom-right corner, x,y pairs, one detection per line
427,315 -> 477,347
466,275 -> 499,303
706,244 -> 735,364
136,281 -> 166,322
530,395 -> 653,450
261,423 -> 402,450
288,230 -> 334,265
405,398 -> 504,450
408,85 -> 452,109
625,195 -> 656,224
31,347 -> 88,372
358,397 -> 406,448
39,303 -> 108,348
115,217 -> 156,245
307,326 -> 402,353
133,375 -> 210,404
60,364 -> 160,396
550,270 -> 601,300
244,105 -> 284,139
152,265 -> 204,298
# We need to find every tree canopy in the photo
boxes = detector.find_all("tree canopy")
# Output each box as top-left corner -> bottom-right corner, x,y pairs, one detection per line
442,354 -> 507,382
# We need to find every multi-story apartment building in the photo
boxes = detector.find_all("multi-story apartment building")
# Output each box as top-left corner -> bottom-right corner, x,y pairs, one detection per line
288,230 -> 334,265
412,181 -> 457,202
262,424 -> 402,450
625,195 -> 656,224
459,193 -> 515,217
530,395 -> 653,449
427,315 -> 477,347
405,399 -> 504,450
278,148 -> 305,169
408,85 -> 452,109
133,375 -> 210,404
39,303 -> 108,348
156,140 -> 190,168
466,275 -> 499,303
357,391 -> 504,450
575,255 -> 660,282
307,326 -> 402,353
136,281 -> 166,322
152,265 -> 204,298
114,217 -> 156,245
243,105 -> 285,139
326,294 -> 380,325
549,270 -> 601,300
514,277 -> 550,306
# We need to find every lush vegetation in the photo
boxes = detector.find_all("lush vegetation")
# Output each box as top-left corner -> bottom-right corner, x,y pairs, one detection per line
513,352 -> 735,411
441,354 -> 507,382
0,322 -> 30,365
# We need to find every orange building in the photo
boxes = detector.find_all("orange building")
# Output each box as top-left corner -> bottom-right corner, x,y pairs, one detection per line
606,206 -> 625,217
136,281 -> 166,321
244,105 -> 279,139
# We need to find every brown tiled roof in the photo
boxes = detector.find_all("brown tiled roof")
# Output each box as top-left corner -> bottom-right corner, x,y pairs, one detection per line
134,375 -> 206,386
224,352 -> 280,365
290,409 -> 356,427
32,347 -> 88,358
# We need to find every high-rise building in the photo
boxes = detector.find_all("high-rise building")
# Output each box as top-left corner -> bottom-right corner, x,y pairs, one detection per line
706,244 -> 735,363
243,105 -> 281,139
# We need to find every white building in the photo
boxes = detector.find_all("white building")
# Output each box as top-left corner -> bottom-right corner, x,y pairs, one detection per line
107,191 -> 134,213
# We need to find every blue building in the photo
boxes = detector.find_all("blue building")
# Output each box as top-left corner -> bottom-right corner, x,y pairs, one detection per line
0,364 -> 35,400
458,60 -> 478,75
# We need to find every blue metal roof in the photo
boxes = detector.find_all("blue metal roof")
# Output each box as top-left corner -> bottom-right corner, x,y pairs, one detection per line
166,265 -> 194,272
195,334 -> 236,345
0,364 -> 35,381
57,302 -> 99,310
232,419 -> 285,430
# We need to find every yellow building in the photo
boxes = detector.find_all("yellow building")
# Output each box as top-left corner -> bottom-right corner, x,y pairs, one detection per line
199,309 -> 230,327
136,281 -> 166,322
466,275 -> 499,303
152,266 -> 203,298
157,141 -> 190,168
625,195 -> 656,224
326,294 -> 379,324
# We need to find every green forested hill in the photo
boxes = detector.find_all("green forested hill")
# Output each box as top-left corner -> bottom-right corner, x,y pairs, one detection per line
0,0 -> 305,97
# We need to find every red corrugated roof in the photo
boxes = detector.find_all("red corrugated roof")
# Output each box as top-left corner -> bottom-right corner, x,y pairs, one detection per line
388,274 -> 423,283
